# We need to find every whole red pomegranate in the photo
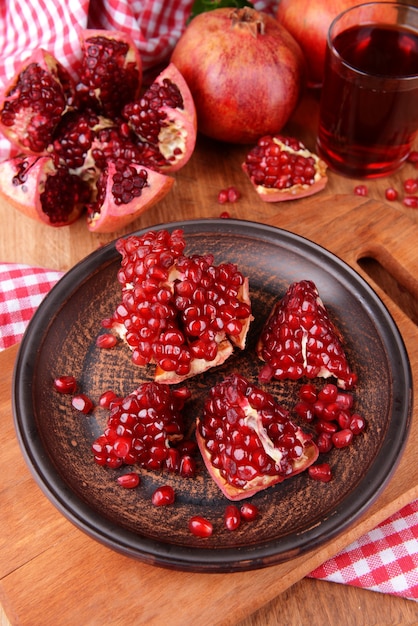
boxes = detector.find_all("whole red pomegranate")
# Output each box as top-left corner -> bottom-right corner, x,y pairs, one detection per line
276,0 -> 392,87
170,7 -> 305,144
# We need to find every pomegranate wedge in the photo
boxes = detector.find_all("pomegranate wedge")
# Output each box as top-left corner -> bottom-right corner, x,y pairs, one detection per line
110,228 -> 253,383
257,280 -> 357,389
196,374 -> 319,500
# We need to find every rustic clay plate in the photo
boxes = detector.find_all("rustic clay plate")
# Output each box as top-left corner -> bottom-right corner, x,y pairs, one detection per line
13,219 -> 412,573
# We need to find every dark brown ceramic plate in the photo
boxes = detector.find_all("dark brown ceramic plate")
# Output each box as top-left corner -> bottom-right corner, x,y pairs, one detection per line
13,219 -> 412,573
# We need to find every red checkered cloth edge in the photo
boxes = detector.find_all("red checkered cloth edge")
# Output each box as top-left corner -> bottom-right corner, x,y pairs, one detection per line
1,263 -> 417,601
0,0 -> 278,160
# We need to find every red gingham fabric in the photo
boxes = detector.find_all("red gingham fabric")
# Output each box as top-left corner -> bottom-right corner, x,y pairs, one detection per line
0,262 -> 417,602
0,263 -> 63,349
0,0 -> 278,160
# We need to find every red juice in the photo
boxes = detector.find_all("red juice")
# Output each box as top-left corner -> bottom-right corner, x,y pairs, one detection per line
317,23 -> 418,177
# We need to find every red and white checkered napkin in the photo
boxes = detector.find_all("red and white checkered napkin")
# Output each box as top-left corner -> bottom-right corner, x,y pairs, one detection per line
1,262 -> 417,601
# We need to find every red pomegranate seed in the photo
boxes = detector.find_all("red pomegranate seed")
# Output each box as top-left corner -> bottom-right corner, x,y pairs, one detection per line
217,189 -> 229,204
294,401 -> 315,422
385,187 -> 398,201
117,472 -> 140,488
407,150 -> 418,163
96,333 -> 118,348
318,383 -> 338,403
224,504 -> 241,531
350,413 -> 366,434
316,419 -> 338,434
219,210 -> 230,218
99,389 -> 120,408
403,178 -> 418,194
299,383 -> 317,404
152,485 -> 175,506
71,393 -> 94,414
403,196 -> 418,208
189,516 -> 213,538
240,502 -> 259,521
53,375 -> 77,394
337,410 -> 352,430
332,428 -> 353,448
316,432 -> 333,454
179,454 -> 196,478
354,184 -> 368,196
308,463 -> 332,482
217,186 -> 241,204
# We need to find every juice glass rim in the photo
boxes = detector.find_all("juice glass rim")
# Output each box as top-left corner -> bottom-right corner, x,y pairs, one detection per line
327,1 -> 418,82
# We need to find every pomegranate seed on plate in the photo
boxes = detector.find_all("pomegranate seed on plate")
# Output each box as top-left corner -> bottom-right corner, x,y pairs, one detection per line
71,393 -> 94,414
316,432 -> 333,454
152,485 -> 175,506
117,472 -> 140,488
53,375 -> 77,394
240,502 -> 259,521
189,516 -> 213,538
350,413 -> 366,434
224,504 -> 241,531
332,428 -> 353,448
98,389 -> 120,408
308,463 -> 332,482
96,333 -> 118,348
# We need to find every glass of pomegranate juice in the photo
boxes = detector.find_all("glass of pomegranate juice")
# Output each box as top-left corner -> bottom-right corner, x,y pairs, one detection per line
316,2 -> 418,178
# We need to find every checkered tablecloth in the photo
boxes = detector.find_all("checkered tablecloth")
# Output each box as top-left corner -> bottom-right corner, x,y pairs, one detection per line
1,262 -> 417,601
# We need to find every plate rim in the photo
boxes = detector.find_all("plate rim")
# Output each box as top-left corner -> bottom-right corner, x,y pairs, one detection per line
12,218 -> 413,572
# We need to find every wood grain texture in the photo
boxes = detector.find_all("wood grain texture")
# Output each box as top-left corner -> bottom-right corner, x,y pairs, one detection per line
1,89 -> 418,625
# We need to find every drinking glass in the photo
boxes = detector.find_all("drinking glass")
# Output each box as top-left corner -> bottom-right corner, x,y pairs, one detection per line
316,2 -> 418,178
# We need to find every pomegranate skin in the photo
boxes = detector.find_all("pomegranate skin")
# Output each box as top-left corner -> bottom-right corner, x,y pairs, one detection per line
276,0 -> 393,87
170,8 -> 305,144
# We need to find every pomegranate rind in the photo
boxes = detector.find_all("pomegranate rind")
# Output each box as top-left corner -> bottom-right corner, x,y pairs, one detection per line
87,163 -> 174,233
0,155 -> 84,226
257,280 -> 357,390
242,135 -> 328,202
196,375 -> 319,501
0,49 -> 75,155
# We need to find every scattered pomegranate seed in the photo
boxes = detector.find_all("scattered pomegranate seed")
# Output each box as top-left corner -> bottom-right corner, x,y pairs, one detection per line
308,463 -> 332,482
332,428 -> 353,448
354,184 -> 368,196
403,178 -> 418,194
299,383 -> 317,404
407,150 -> 418,163
239,502 -> 259,521
316,432 -> 333,454
152,485 -> 175,506
189,515 -> 213,538
117,472 -> 140,488
350,413 -> 366,434
217,186 -> 241,204
219,210 -> 231,218
71,393 -> 94,414
53,375 -> 77,394
403,196 -> 418,208
96,333 -> 118,348
317,383 -> 338,403
337,410 -> 352,430
385,187 -> 398,201
224,504 -> 241,531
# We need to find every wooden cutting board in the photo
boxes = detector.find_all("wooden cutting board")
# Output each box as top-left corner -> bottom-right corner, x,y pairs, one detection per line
1,194 -> 418,626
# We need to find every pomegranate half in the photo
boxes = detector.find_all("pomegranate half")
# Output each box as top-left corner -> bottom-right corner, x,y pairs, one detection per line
170,7 -> 305,144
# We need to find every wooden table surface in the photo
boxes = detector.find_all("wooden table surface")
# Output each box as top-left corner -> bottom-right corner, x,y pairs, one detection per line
1,89 -> 418,625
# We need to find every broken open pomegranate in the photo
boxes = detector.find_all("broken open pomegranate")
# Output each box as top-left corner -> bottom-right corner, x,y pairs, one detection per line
242,135 -> 328,202
110,228 -> 253,383
257,280 -> 357,389
0,31 -> 196,231
196,374 -> 319,500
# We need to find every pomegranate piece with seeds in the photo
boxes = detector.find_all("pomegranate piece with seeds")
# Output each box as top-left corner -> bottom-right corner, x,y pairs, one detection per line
242,135 -> 328,202
76,30 -> 142,118
257,280 -> 357,390
91,381 -> 192,472
110,228 -> 253,383
196,374 -> 318,501
0,49 -> 75,155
